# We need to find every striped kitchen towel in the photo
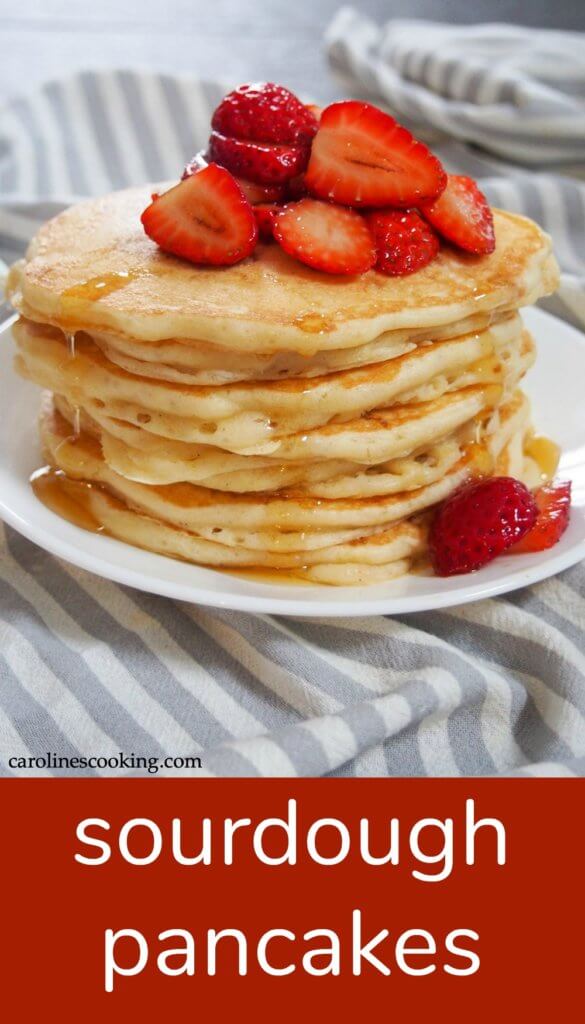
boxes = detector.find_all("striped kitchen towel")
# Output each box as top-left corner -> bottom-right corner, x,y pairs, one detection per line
0,69 -> 584,778
325,10 -> 585,328
326,12 -> 585,166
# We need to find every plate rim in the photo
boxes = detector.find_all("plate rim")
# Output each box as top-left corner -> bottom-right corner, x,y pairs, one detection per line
1,306 -> 584,617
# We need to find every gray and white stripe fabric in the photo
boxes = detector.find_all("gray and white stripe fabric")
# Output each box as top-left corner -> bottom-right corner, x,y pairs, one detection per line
0,68 -> 584,778
326,12 -> 585,166
326,9 -> 585,329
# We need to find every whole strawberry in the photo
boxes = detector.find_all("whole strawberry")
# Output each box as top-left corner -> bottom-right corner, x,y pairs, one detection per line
366,209 -> 439,276
209,83 -> 317,186
212,82 -> 318,144
429,476 -> 538,576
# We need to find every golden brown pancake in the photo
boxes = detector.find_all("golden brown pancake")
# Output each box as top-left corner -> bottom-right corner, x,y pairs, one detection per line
7,185 -> 558,351
35,393 -> 536,585
7,185 -> 560,585
13,314 -> 530,451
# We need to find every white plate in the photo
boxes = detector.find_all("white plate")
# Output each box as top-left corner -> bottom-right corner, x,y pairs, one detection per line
1,307 -> 584,616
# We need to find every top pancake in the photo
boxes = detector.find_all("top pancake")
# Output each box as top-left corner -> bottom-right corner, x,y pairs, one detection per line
7,185 -> 558,353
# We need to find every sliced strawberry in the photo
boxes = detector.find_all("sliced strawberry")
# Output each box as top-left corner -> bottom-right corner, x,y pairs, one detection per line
141,163 -> 258,266
285,173 -> 308,201
182,153 -> 284,203
209,130 -> 310,186
305,104 -> 323,122
273,198 -> 376,275
420,175 -> 495,255
305,100 -> 446,208
366,209 -> 439,276
232,177 -> 285,205
429,476 -> 537,576
182,153 -> 284,205
508,481 -> 571,554
254,203 -> 279,241
211,82 -> 318,145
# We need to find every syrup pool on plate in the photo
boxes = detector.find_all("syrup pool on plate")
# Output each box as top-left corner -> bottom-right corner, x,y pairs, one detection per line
30,467 -> 104,534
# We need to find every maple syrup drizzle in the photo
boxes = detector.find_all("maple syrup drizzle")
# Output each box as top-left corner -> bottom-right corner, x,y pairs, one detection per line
61,271 -> 134,304
293,313 -> 335,335
58,273 -> 135,352
525,435 -> 560,482
30,467 -> 104,533
63,330 -> 81,439
465,441 -> 495,477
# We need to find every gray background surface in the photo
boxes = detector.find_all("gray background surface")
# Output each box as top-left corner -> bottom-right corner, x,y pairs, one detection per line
1,1 -> 584,102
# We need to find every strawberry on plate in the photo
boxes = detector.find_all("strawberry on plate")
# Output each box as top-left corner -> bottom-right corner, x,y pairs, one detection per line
212,82 -> 318,145
141,163 -> 258,266
429,476 -> 538,576
209,130 -> 310,186
273,198 -> 376,275
508,481 -> 571,554
305,100 -> 446,208
366,209 -> 439,276
420,175 -> 495,255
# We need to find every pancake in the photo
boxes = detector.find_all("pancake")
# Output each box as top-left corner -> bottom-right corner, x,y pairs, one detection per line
39,402 -> 516,535
89,312 -> 504,385
54,391 -> 462,492
7,185 -> 558,352
51,323 -> 531,493
54,389 -> 530,499
14,314 -> 527,451
35,395 -> 534,584
7,183 -> 560,586
31,470 -> 423,584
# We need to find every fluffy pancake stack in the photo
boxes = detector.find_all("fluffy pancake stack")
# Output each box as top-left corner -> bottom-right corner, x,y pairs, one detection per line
8,186 -> 559,585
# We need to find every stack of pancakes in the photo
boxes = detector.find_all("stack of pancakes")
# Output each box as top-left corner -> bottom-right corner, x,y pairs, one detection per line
8,186 -> 559,584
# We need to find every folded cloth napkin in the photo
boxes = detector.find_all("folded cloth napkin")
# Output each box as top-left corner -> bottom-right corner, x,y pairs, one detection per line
0,69 -> 584,779
326,12 -> 585,166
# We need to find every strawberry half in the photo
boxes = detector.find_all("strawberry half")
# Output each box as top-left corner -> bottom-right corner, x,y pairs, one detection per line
305,100 -> 446,207
508,481 -> 571,554
183,155 -> 285,203
209,130 -> 310,186
232,178 -> 285,205
285,173 -> 308,201
305,104 -> 323,122
366,209 -> 439,276
212,82 -> 318,145
429,476 -> 538,576
420,175 -> 495,255
273,198 -> 376,275
141,163 -> 258,266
